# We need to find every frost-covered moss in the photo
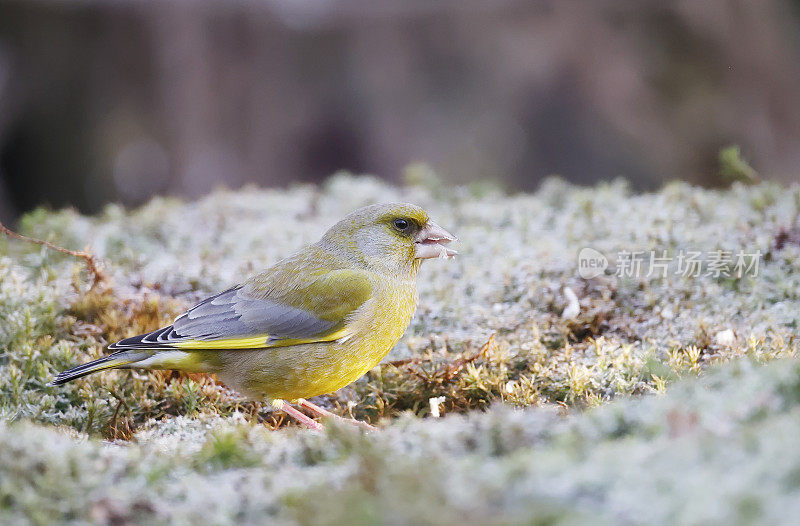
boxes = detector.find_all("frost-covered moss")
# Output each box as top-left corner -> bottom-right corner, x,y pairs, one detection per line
2,357 -> 800,524
1,175 -> 800,523
4,175 -> 800,430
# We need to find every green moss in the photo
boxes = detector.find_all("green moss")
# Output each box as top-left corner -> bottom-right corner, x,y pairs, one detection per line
194,428 -> 261,470
718,145 -> 760,185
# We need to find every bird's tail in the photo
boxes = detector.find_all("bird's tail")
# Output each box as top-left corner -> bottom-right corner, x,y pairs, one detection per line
48,350 -> 153,386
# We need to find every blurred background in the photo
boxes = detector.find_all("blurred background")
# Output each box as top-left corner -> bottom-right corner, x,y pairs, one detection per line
0,0 -> 799,222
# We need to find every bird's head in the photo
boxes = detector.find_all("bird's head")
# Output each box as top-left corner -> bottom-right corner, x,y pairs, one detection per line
320,203 -> 457,275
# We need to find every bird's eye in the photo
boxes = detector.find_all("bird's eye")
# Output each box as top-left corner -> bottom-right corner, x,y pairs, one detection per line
393,218 -> 410,231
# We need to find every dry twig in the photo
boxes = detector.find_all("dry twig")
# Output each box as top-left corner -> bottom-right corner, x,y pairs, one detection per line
0,221 -> 106,287
438,333 -> 495,381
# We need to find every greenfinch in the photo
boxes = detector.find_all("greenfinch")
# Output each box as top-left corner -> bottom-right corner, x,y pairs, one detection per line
51,203 -> 456,429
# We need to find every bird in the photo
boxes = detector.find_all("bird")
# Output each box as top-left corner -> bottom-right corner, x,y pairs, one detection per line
50,203 -> 457,430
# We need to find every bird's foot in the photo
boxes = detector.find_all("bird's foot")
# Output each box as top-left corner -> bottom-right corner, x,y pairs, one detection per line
297,398 -> 376,432
274,400 -> 324,431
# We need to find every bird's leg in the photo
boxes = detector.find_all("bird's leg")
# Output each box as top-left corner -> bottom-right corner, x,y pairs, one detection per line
297,398 -> 375,431
273,399 -> 324,431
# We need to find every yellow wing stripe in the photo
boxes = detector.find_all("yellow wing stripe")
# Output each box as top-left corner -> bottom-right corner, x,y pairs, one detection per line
174,335 -> 271,350
172,328 -> 349,350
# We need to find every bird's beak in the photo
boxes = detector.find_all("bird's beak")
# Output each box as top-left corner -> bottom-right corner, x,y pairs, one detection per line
414,221 -> 457,259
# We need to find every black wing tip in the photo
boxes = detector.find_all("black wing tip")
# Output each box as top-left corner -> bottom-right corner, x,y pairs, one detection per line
109,332 -> 148,349
109,325 -> 178,349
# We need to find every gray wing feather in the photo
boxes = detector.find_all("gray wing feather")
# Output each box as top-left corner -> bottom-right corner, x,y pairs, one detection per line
109,285 -> 341,350
172,286 -> 336,341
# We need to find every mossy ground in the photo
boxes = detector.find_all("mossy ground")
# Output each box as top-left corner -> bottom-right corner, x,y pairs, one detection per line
1,174 -> 799,523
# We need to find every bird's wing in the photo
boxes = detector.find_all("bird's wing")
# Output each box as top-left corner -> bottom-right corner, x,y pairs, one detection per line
109,268 -> 373,350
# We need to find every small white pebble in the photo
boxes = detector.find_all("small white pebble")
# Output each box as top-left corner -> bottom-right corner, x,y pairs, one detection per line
561,287 -> 581,320
715,329 -> 736,347
660,307 -> 674,320
429,396 -> 446,418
